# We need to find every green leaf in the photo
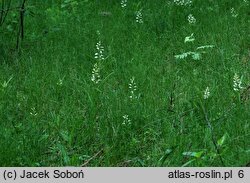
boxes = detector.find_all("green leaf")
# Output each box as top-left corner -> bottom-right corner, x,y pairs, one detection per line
245,149 -> 250,153
217,133 -> 228,147
184,33 -> 195,43
182,151 -> 204,158
159,149 -> 173,165
196,45 -> 214,50
39,134 -> 49,141
57,143 -> 70,165
60,131 -> 70,142
182,159 -> 196,167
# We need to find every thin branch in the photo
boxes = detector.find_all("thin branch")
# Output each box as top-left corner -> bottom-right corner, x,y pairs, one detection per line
16,0 -> 26,50
81,149 -> 104,167
0,6 -> 19,13
0,0 -> 12,26
0,0 -> 4,24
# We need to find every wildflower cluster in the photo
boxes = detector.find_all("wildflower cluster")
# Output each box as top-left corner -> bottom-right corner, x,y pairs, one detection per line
230,8 -> 238,18
121,0 -> 127,8
233,73 -> 243,91
57,78 -> 63,86
92,40 -> 105,84
173,0 -> 192,6
129,77 -> 138,99
122,115 -> 131,125
30,107 -> 38,116
94,41 -> 105,61
203,87 -> 210,99
91,63 -> 101,84
187,14 -> 196,24
136,10 -> 143,24
243,0 -> 249,5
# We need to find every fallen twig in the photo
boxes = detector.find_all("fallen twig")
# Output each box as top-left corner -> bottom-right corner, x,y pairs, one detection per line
81,149 -> 104,167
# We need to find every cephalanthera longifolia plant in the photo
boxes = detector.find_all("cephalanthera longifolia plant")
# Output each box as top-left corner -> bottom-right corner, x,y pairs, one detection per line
175,33 -> 214,60
91,31 -> 106,84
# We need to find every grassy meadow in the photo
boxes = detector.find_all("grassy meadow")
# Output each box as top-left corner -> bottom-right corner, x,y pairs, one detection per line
0,0 -> 249,166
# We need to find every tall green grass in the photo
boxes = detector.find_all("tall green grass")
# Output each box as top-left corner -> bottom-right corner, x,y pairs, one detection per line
0,0 -> 249,166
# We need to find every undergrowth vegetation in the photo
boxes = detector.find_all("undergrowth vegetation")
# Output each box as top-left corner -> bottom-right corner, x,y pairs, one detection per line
0,0 -> 249,166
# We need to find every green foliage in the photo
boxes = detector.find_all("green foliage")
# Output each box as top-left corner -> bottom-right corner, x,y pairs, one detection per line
175,34 -> 214,61
0,0 -> 249,167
